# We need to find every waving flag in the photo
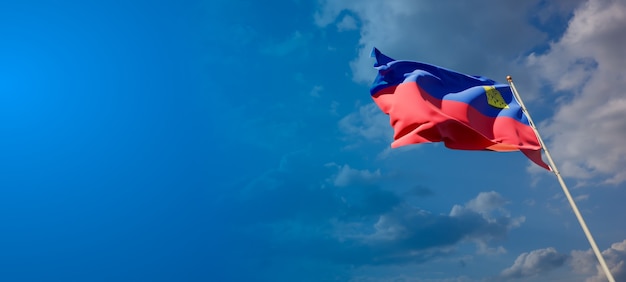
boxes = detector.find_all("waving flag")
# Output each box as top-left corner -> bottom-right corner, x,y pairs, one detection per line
370,48 -> 550,170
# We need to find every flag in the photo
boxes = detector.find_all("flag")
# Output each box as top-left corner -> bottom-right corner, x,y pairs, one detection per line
370,48 -> 550,170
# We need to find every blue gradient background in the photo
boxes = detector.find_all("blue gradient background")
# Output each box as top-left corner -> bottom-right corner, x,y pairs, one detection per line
1,1 -> 215,280
2,1 -> 625,281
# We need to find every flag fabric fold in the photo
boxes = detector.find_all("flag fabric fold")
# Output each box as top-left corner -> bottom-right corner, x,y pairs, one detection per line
370,48 -> 550,170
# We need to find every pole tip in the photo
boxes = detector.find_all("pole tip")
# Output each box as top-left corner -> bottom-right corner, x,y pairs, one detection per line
506,75 -> 512,82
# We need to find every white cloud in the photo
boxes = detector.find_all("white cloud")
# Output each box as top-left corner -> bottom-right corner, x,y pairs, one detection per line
310,85 -> 324,97
571,239 -> 626,282
462,191 -> 509,217
375,144 -> 421,160
347,274 -> 474,282
336,15 -> 357,31
315,1 -> 548,85
338,103 -> 392,144
318,0 -> 626,185
449,191 -> 523,229
332,164 -> 381,187
500,247 -> 568,279
526,0 -> 626,184
338,102 -> 426,157
359,191 -> 523,255
498,238 -> 626,281
575,194 -> 590,202
474,240 -> 507,255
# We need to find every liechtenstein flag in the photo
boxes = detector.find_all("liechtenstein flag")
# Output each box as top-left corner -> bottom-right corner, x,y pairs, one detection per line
370,48 -> 550,170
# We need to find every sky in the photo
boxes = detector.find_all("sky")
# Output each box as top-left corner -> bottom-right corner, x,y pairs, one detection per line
1,0 -> 626,281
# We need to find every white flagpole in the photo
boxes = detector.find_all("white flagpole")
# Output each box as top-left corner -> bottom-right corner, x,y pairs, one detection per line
506,76 -> 615,282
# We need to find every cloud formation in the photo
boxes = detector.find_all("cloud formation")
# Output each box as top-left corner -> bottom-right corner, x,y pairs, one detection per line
338,103 -> 392,145
526,0 -> 626,184
500,247 -> 568,279
336,14 -> 358,31
571,239 -> 626,282
224,149 -> 527,281
315,0 -> 548,84
333,191 -> 524,265
499,238 -> 626,281
330,163 -> 381,187
319,0 -> 626,184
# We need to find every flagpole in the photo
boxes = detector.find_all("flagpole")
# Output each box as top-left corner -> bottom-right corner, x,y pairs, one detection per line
506,76 -> 615,282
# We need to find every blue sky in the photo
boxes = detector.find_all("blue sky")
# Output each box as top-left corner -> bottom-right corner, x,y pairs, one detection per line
1,0 -> 626,281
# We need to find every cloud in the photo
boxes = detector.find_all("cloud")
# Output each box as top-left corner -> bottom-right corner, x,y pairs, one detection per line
449,192 -> 525,242
315,1 -> 548,84
318,0 -> 626,184
337,14 -> 358,31
309,85 -> 324,97
448,192 -> 524,256
571,239 -> 626,282
526,0 -> 626,184
461,191 -> 510,217
333,191 -> 524,264
338,103 -> 392,145
500,247 -> 568,279
497,238 -> 626,281
226,153 -> 525,276
348,274 -> 474,282
330,164 -> 381,187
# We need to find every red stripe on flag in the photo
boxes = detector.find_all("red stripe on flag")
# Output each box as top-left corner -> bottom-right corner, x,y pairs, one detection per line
372,81 -> 550,170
